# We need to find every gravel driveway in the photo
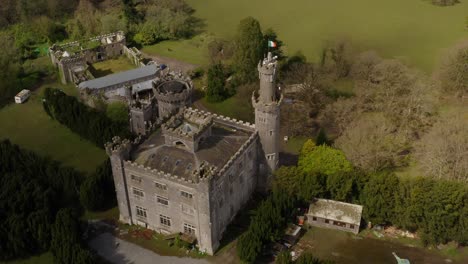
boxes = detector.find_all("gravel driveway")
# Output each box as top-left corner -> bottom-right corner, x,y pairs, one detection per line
89,232 -> 210,264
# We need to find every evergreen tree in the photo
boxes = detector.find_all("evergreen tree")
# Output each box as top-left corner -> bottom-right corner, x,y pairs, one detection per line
233,17 -> 264,83
206,63 -> 228,102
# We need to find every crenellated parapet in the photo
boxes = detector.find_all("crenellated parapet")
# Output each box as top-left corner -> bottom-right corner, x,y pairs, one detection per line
251,92 -> 283,114
105,136 -> 133,158
161,108 -> 213,142
217,131 -> 258,177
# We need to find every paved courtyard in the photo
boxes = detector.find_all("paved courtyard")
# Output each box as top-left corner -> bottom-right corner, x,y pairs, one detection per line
89,232 -> 210,264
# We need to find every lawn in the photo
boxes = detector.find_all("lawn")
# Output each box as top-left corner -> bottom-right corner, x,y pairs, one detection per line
141,33 -> 212,65
186,0 -> 468,72
1,253 -> 54,264
0,83 -> 106,174
90,56 -> 136,77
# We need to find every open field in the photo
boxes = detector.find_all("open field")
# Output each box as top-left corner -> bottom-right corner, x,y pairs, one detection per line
90,56 -> 136,77
187,0 -> 468,71
297,227 -> 468,264
0,83 -> 106,174
141,34 -> 212,66
1,253 -> 54,264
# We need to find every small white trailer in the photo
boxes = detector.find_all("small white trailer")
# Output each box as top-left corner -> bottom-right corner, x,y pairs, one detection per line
14,89 -> 31,104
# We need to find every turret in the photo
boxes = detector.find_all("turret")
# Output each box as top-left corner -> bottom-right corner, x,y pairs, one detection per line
252,52 -> 282,190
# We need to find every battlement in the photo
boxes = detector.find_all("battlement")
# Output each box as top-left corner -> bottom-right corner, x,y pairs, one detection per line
161,108 -> 213,142
217,131 -> 258,177
123,159 -> 218,185
105,136 -> 132,157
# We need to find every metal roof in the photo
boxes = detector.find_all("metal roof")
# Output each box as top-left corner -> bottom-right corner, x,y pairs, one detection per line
307,199 -> 363,225
79,64 -> 160,90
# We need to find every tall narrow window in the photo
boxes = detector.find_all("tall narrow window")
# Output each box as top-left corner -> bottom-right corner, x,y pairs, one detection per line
136,206 -> 147,218
160,215 -> 171,227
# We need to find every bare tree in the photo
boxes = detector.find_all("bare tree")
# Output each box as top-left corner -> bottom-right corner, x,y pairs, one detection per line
415,113 -> 468,182
334,113 -> 409,172
350,50 -> 382,81
436,39 -> 468,97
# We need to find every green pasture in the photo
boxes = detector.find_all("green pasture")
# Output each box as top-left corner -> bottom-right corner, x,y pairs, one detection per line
141,34 -> 212,65
187,0 -> 468,71
1,253 -> 54,264
0,83 -> 106,174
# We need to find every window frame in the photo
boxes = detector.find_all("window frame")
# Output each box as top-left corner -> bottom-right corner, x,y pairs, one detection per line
156,196 -> 169,206
160,214 -> 171,227
180,190 -> 193,199
136,206 -> 147,218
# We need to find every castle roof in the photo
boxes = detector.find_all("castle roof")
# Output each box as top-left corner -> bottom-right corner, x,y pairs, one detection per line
130,109 -> 256,181
78,64 -> 160,90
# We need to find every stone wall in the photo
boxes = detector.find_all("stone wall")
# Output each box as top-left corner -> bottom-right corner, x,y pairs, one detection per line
307,216 -> 360,234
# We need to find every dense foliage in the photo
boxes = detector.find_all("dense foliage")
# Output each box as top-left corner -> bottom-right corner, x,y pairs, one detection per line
274,142 -> 468,246
0,140 -> 97,262
237,190 -> 297,263
206,63 -> 229,102
80,159 -> 117,211
43,88 -> 131,148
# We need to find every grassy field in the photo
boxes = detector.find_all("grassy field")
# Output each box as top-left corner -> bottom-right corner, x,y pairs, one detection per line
0,82 -> 106,174
0,253 -> 54,264
187,0 -> 468,72
90,57 -> 136,77
141,34 -> 212,65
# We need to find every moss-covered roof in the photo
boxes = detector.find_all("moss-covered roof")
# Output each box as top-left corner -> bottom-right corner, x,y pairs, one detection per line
307,198 -> 363,225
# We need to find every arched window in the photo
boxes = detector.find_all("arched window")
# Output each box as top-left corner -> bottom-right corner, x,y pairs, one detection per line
174,141 -> 187,149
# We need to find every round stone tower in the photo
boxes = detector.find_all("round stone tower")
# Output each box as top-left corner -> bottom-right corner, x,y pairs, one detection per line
153,73 -> 193,119
252,52 -> 282,187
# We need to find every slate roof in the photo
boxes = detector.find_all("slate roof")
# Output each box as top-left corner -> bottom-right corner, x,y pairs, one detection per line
307,199 -> 363,225
131,124 -> 253,180
78,64 -> 159,90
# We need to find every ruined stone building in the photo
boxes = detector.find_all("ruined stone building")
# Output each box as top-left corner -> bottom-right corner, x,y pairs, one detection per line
106,53 -> 282,254
49,31 -> 127,84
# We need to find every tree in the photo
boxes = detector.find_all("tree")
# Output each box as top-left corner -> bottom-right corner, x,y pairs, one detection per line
51,208 -> 94,264
361,171 -> 399,225
263,28 -> 284,59
0,32 -> 21,107
350,51 -> 382,81
233,17 -> 264,83
100,13 -> 128,34
206,63 -> 228,102
335,113 -> 409,172
315,128 -> 329,146
415,113 -> 468,182
298,145 -> 353,176
295,253 -> 334,264
436,39 -> 468,97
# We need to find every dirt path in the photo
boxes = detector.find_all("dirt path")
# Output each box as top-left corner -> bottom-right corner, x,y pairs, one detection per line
141,52 -> 198,73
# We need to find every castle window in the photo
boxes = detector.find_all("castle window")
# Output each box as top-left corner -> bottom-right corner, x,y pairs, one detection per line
218,199 -> 224,208
154,181 -> 167,190
132,187 -> 144,200
269,130 -> 273,136
162,156 -> 169,162
229,187 -> 233,195
186,163 -> 193,171
184,223 -> 196,236
239,161 -> 243,169
136,206 -> 147,218
156,196 -> 169,206
131,175 -> 142,184
175,160 -> 181,166
180,191 -> 193,199
160,215 -> 171,227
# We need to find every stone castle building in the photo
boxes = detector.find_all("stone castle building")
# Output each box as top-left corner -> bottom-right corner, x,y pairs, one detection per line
106,53 -> 281,254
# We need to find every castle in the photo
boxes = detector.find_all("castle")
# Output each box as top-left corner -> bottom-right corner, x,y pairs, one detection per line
105,52 -> 282,254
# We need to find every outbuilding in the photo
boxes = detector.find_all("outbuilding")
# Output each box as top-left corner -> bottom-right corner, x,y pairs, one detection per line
306,198 -> 363,234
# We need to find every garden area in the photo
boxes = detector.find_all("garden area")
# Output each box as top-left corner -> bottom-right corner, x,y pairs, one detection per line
89,56 -> 136,78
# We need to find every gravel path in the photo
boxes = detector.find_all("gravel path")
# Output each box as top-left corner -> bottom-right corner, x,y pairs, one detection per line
89,233 -> 210,264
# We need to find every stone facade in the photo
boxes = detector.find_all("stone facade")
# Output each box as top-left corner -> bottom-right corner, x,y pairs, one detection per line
106,53 -> 281,254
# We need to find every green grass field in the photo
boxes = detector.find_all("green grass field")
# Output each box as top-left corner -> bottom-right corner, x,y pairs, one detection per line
0,83 -> 106,174
90,57 -> 136,77
187,0 -> 468,71
141,34 -> 212,65
1,253 -> 54,264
